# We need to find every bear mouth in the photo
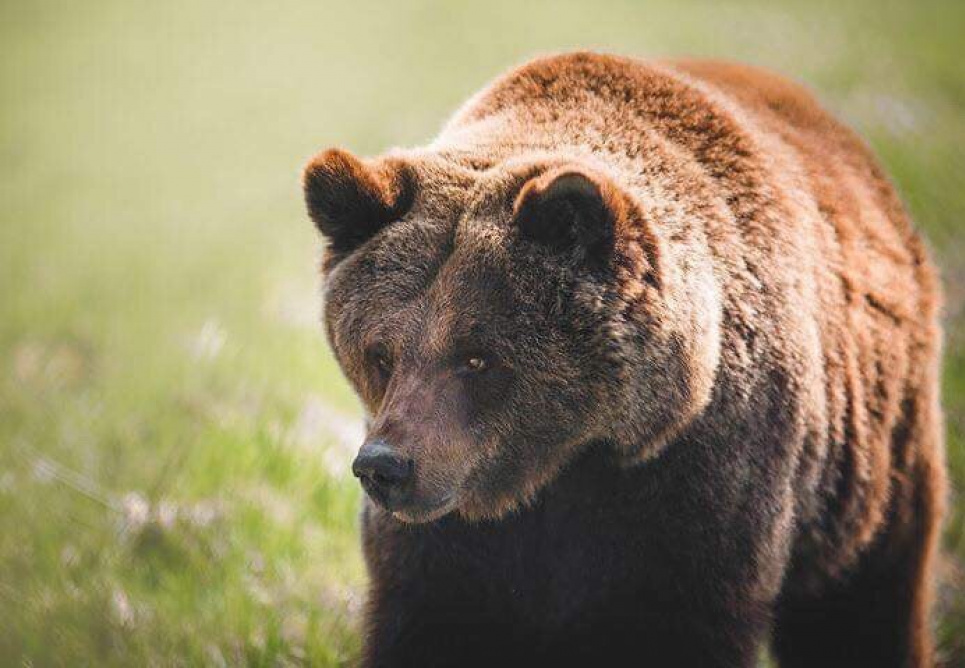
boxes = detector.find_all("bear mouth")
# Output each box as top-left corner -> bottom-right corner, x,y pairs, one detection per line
389,492 -> 460,524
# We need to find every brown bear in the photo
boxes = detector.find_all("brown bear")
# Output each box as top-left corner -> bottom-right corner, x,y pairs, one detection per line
302,52 -> 946,667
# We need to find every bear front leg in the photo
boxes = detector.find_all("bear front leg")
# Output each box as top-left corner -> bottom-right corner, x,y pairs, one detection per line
540,603 -> 768,668
358,504 -> 533,668
361,591 -> 529,668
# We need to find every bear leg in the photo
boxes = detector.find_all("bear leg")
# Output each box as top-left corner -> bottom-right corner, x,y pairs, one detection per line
772,461 -> 943,668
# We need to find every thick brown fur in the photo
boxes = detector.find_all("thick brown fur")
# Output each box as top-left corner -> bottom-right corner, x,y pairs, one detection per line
303,52 -> 946,667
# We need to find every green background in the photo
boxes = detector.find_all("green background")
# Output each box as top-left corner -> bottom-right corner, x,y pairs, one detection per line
1,0 -> 963,665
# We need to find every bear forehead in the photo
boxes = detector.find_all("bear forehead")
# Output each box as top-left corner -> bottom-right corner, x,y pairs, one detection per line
327,214 -> 519,333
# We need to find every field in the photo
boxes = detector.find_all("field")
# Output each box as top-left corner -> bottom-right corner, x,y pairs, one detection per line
1,0 -> 963,665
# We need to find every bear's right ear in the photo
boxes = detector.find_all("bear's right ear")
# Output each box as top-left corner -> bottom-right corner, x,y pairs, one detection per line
302,148 -> 416,257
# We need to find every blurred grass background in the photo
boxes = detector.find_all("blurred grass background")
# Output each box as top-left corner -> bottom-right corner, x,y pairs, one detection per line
0,0 -> 962,665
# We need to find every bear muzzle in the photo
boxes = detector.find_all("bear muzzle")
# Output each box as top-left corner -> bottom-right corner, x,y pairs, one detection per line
351,437 -> 465,522
352,439 -> 415,510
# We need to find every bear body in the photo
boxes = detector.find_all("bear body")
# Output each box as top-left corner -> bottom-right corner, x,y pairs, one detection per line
303,53 -> 945,667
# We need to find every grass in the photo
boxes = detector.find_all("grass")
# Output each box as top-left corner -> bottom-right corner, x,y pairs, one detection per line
1,0 -> 962,665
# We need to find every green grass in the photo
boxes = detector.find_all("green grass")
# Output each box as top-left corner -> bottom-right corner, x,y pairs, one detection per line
1,0 -> 963,665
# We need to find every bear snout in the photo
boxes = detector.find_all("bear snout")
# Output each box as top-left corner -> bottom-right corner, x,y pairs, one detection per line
352,439 -> 415,509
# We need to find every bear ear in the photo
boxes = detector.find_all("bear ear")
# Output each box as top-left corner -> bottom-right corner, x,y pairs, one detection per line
302,148 -> 416,257
511,166 -> 627,267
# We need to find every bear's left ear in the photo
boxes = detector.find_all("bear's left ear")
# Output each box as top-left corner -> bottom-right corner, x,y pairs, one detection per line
302,148 -> 416,258
512,166 -> 628,267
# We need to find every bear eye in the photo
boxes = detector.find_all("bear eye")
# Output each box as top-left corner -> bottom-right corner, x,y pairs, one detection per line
460,355 -> 489,374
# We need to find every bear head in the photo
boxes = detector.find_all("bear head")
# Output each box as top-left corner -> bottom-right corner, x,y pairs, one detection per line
303,147 -> 720,522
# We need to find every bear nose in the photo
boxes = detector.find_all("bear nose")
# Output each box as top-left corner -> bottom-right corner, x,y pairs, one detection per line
352,440 -> 413,506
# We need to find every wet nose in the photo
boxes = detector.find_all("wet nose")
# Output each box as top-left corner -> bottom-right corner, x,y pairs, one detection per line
352,440 -> 413,506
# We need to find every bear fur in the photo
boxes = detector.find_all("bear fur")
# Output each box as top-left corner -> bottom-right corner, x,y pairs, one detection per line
303,52 -> 946,667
